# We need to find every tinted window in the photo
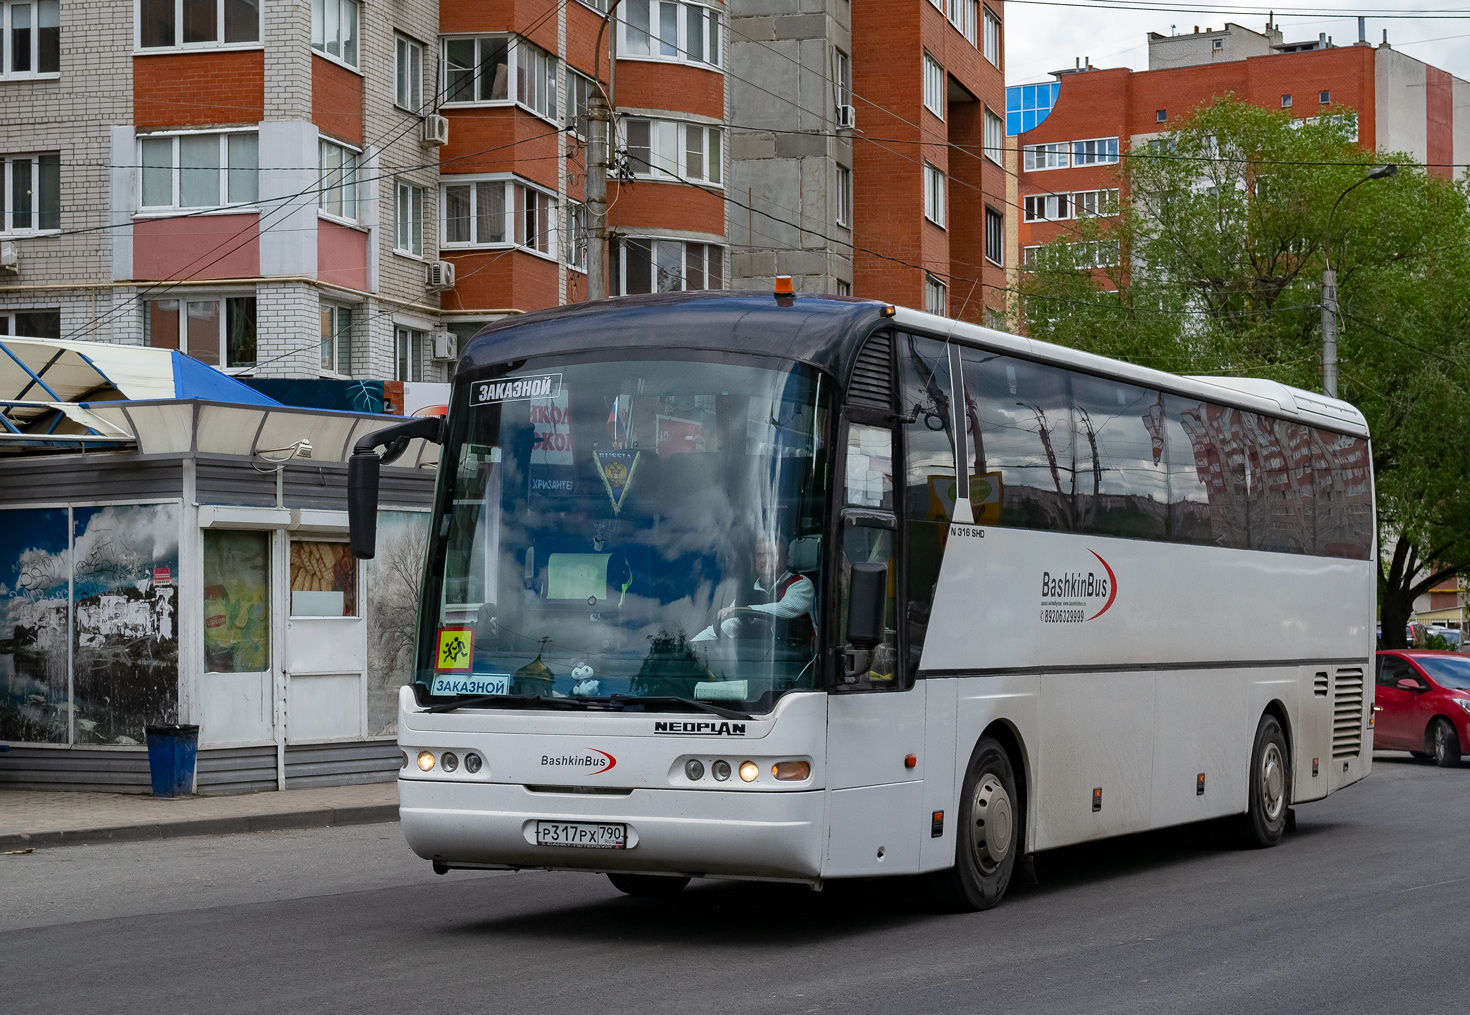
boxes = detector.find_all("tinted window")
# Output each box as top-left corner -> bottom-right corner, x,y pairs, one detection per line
1167,397 -> 1249,549
1314,429 -> 1373,559
1070,372 -> 1167,540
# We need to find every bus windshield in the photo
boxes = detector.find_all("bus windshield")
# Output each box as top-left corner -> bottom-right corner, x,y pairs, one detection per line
419,356 -> 833,713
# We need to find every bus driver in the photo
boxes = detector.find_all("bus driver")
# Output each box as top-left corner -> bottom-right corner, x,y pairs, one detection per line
692,538 -> 814,645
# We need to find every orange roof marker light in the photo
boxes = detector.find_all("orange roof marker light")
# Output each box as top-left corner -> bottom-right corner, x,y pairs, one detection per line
773,275 -> 795,301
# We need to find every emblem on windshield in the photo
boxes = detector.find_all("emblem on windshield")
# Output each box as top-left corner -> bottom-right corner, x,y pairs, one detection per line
593,449 -> 641,515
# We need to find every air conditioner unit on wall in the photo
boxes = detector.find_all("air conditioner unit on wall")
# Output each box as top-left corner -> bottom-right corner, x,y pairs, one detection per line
836,104 -> 857,130
431,331 -> 456,360
421,114 -> 449,147
425,260 -> 456,288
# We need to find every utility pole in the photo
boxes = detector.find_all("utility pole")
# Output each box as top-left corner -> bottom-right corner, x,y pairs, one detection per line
1320,266 -> 1338,398
587,92 -> 610,301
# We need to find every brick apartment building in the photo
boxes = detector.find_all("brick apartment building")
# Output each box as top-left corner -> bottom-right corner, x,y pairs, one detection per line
1008,20 -> 1470,272
0,0 -> 1008,387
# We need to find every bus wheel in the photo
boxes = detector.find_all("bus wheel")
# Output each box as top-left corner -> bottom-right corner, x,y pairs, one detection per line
928,736 -> 1018,912
606,873 -> 691,898
1240,713 -> 1291,848
1430,718 -> 1462,768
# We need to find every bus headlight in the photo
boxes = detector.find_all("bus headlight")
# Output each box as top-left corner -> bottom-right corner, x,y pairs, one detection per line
464,752 -> 483,774
772,760 -> 810,781
711,759 -> 731,781
685,759 -> 705,781
739,760 -> 760,782
441,752 -> 459,772
417,751 -> 436,772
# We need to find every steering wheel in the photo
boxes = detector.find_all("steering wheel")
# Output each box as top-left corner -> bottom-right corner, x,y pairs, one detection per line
714,609 -> 775,641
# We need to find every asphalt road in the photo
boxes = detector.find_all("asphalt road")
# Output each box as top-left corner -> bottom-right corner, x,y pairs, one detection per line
5,753 -> 1468,1015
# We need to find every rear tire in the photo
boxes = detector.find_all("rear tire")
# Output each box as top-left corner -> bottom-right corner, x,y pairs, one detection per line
606,873 -> 691,898
926,736 -> 1019,912
1430,718 -> 1462,768
1240,713 -> 1291,848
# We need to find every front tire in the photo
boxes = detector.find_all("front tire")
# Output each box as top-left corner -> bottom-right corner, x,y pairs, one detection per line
927,736 -> 1019,911
606,873 -> 690,898
1429,718 -> 1462,768
1240,713 -> 1291,848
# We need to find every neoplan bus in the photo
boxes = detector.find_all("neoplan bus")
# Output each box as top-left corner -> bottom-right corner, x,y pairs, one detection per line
348,291 -> 1375,910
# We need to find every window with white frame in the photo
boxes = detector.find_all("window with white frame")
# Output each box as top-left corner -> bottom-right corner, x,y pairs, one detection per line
984,206 -> 1003,265
0,308 -> 60,338
311,0 -> 358,67
836,280 -> 851,296
1022,244 -> 1039,265
138,0 -> 260,49
139,132 -> 257,210
924,162 -> 945,227
948,0 -> 977,46
923,52 -> 944,119
320,302 -> 352,374
1072,137 -> 1119,165
395,326 -> 424,382
835,164 -> 851,227
620,0 -> 721,68
927,0 -> 942,12
984,306 -> 1004,330
442,35 -> 558,122
441,177 -> 558,257
1023,141 -> 1070,171
1023,192 -> 1068,222
2,153 -> 59,233
146,294 -> 256,369
1074,188 -> 1119,217
319,138 -> 359,222
834,48 -> 850,112
622,118 -> 722,184
565,200 -> 587,271
395,181 -> 424,257
565,69 -> 594,136
395,34 -> 423,111
4,1 -> 58,75
983,6 -> 1000,66
983,106 -> 1004,164
612,238 -> 722,294
925,275 -> 946,316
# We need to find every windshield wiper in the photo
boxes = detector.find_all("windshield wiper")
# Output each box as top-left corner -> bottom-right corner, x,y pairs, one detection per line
424,693 -> 597,714
605,694 -> 753,721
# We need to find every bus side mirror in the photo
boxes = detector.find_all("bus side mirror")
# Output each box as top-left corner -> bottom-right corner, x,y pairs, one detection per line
846,562 -> 888,650
348,415 -> 445,560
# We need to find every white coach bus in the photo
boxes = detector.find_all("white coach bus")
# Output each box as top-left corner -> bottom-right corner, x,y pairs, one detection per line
347,290 -> 1375,910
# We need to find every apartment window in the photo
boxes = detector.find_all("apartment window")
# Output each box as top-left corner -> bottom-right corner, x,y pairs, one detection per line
441,178 -> 558,257
1074,188 -> 1119,217
139,132 -> 257,210
565,69 -> 594,136
927,0 -> 942,12
395,35 -> 423,111
923,53 -> 945,119
1023,141 -> 1070,171
612,238 -> 722,294
442,35 -> 558,122
1156,109 -> 1166,122
395,182 -> 424,257
835,165 -> 851,227
146,294 -> 256,369
984,306 -> 1004,330
1022,245 -> 1039,265
948,0 -> 978,46
4,1 -> 58,75
1212,38 -> 1222,49
983,6 -> 1000,66
138,0 -> 261,49
620,0 -> 721,68
836,280 -> 851,297
395,327 -> 424,382
984,206 -> 1003,265
319,139 -> 359,222
1319,89 -> 1330,103
623,118 -> 722,184
0,308 -> 59,337
320,302 -> 352,374
1,153 -> 59,233
834,48 -> 851,110
1281,93 -> 1292,108
1072,137 -> 1119,165
924,162 -> 945,227
565,200 -> 587,271
310,0 -> 358,67
984,107 -> 1004,164
925,275 -> 946,316
1023,193 -> 1068,222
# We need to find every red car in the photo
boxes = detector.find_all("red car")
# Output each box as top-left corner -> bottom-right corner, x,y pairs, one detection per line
1374,650 -> 1470,766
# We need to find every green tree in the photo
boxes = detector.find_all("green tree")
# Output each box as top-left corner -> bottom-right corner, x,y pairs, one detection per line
1019,97 -> 1470,648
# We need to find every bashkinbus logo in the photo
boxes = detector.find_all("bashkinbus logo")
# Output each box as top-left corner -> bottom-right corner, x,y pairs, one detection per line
1039,550 -> 1118,624
539,749 -> 616,774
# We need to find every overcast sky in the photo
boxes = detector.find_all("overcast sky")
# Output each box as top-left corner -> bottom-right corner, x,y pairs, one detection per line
1005,1 -> 1470,85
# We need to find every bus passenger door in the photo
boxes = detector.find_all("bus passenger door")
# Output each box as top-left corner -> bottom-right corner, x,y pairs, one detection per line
825,411 -> 927,877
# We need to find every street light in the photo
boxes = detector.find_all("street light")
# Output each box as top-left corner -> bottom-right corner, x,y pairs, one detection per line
1321,163 -> 1397,399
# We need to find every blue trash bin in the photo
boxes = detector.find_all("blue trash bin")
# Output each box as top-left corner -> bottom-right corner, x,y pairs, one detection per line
144,724 -> 200,798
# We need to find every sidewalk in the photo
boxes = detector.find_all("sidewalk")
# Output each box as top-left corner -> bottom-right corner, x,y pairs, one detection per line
0,783 -> 399,852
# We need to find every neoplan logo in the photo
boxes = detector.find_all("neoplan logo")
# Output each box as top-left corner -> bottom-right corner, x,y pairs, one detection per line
539,749 -> 616,774
653,721 -> 747,736
1039,549 -> 1118,624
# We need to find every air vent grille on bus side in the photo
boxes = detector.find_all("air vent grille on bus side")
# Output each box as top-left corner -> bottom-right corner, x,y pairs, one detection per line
1313,671 -> 1329,697
1332,668 -> 1364,758
847,331 -> 895,411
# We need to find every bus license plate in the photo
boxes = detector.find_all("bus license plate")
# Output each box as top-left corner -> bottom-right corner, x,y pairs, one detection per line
535,821 -> 627,849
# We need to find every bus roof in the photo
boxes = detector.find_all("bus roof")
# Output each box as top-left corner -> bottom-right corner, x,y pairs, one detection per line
459,293 -> 1369,439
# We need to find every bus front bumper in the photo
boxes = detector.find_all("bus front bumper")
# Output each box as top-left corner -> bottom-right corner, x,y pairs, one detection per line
399,779 -> 826,881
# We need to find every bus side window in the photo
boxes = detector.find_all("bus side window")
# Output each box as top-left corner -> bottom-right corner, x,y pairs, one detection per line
838,523 -> 898,689
845,424 -> 894,509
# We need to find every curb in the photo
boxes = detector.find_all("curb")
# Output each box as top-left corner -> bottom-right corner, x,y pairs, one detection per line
0,803 -> 400,852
